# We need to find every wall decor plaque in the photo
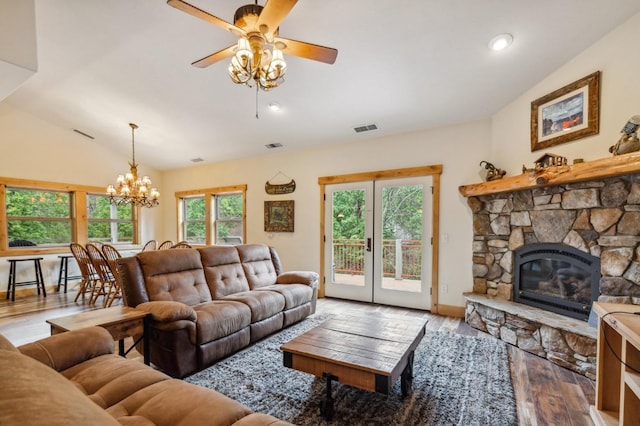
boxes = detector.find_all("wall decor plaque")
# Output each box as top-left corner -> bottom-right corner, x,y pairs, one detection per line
265,179 -> 296,194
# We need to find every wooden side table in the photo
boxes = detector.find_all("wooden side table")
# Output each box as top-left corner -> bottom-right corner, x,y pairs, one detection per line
46,306 -> 150,365
590,302 -> 640,425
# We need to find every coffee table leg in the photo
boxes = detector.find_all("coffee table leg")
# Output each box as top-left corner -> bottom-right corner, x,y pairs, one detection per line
320,373 -> 338,420
401,351 -> 415,397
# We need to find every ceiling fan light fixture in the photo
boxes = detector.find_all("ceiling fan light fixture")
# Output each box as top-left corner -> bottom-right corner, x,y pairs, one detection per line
488,33 -> 513,51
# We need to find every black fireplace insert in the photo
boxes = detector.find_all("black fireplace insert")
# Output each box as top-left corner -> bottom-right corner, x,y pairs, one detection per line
513,243 -> 600,321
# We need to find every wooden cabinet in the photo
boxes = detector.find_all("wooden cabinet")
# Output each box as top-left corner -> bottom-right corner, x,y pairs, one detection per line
590,302 -> 640,425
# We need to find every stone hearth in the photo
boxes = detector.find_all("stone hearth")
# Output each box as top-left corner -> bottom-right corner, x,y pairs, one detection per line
464,293 -> 596,378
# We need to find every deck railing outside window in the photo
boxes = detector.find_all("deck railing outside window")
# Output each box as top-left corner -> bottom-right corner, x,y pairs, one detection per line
332,239 -> 422,279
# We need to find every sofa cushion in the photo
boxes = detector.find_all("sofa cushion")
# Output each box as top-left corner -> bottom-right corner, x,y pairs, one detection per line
222,290 -> 286,322
199,245 -> 251,298
107,379 -> 253,426
236,244 -> 278,289
0,350 -> 120,425
61,353 -> 170,409
138,249 -> 212,305
255,284 -> 313,310
194,300 -> 251,344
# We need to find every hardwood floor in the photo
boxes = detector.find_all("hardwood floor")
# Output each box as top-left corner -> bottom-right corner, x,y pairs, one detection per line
0,291 -> 595,425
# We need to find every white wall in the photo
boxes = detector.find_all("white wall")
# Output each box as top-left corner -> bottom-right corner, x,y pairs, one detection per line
491,12 -> 640,176
161,120 -> 492,308
0,103 -> 161,286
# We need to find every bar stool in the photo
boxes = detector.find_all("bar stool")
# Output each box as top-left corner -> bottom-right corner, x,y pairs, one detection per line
6,258 -> 46,302
57,255 -> 82,293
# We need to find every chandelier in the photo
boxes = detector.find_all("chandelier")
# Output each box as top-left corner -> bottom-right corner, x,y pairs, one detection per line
106,123 -> 159,208
227,33 -> 287,90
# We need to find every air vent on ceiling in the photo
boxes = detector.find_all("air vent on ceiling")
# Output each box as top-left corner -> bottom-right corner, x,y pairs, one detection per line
190,158 -> 204,163
265,143 -> 283,149
72,129 -> 95,140
353,123 -> 378,133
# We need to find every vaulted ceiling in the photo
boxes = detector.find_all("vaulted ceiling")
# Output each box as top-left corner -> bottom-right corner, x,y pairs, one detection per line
4,0 -> 640,170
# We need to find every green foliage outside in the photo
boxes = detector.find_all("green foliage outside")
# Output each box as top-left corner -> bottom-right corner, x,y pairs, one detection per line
183,194 -> 243,244
6,190 -> 134,246
87,194 -> 134,243
331,185 -> 423,278
6,189 -> 72,245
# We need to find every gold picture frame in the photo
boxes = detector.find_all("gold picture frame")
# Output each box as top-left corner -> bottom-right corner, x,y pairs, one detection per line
264,200 -> 294,232
530,71 -> 600,152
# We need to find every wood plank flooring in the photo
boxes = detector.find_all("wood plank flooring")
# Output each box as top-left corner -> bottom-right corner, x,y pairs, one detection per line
0,291 -> 595,425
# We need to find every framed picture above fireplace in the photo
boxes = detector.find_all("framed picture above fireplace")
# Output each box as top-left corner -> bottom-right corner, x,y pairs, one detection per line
530,71 -> 601,152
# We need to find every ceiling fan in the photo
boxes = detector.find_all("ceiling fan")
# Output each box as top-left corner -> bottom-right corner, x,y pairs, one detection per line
167,0 -> 338,90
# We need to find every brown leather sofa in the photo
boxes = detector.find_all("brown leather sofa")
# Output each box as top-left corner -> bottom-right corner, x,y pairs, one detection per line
0,326 -> 292,425
117,244 -> 318,378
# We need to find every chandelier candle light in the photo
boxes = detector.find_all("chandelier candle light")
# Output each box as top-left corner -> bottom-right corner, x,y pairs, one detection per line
106,123 -> 159,208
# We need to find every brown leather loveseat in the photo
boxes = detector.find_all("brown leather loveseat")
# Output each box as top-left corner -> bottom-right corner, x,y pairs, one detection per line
0,326 -> 292,425
117,244 -> 318,378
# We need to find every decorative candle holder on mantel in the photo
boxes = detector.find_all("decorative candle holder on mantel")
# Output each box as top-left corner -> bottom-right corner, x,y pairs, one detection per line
459,152 -> 640,198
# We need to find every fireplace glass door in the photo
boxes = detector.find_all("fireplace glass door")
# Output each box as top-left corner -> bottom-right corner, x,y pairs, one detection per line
514,244 -> 600,321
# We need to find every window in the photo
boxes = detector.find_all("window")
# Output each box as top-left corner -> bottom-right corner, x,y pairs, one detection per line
0,177 -> 141,254
215,193 -> 243,244
6,188 -> 72,247
177,185 -> 246,246
87,194 -> 135,244
182,196 -> 206,244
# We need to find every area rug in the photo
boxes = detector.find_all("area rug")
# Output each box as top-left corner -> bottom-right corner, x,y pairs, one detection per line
185,315 -> 518,425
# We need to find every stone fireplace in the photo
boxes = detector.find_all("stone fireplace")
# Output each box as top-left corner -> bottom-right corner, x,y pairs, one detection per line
458,154 -> 640,378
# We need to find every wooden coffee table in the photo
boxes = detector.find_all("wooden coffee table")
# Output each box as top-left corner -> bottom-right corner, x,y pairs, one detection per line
46,306 -> 150,365
280,311 -> 427,420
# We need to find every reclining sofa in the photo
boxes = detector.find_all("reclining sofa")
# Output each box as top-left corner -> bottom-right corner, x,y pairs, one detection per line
0,326 -> 291,425
117,244 -> 318,378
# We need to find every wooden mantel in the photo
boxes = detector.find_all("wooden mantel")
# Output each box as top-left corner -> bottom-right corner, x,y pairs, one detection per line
459,153 -> 640,197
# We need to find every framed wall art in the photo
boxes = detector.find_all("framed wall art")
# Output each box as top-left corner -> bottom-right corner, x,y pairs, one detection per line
530,71 -> 600,152
264,200 -> 294,232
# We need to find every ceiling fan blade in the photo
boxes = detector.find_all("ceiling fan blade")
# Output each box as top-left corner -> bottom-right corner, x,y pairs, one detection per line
275,37 -> 338,64
192,44 -> 236,68
167,0 -> 245,36
256,0 -> 298,35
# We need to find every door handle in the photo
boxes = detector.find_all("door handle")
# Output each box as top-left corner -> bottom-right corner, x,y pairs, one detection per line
366,238 -> 372,252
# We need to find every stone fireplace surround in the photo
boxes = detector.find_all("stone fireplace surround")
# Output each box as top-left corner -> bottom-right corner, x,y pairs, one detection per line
459,154 -> 640,379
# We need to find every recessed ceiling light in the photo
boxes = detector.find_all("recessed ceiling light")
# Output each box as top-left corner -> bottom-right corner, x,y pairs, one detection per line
488,33 -> 513,51
268,102 -> 281,112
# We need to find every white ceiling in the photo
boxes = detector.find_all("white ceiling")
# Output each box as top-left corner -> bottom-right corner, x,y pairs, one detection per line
4,0 -> 640,171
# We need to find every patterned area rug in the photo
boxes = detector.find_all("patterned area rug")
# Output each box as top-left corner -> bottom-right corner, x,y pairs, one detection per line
185,315 -> 518,425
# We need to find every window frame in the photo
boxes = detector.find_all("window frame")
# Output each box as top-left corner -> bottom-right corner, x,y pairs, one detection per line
86,193 -> 137,245
0,177 -> 140,256
176,184 -> 247,246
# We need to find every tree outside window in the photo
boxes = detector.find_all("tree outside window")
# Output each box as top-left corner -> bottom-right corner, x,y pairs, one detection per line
6,188 -> 72,247
87,194 -> 134,244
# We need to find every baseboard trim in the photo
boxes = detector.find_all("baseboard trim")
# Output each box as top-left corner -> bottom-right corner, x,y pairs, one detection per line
436,304 -> 465,318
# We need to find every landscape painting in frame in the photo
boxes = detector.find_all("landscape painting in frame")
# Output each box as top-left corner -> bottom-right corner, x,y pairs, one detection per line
530,71 -> 600,152
264,200 -> 294,232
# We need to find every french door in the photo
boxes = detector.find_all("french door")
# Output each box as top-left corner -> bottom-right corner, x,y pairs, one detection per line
323,177 -> 432,310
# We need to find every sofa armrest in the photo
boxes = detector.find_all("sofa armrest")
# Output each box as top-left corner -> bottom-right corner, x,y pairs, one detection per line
18,326 -> 114,372
276,271 -> 319,288
136,301 -> 197,323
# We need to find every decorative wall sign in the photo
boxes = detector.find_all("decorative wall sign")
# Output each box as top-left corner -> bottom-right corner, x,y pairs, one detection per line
265,171 -> 296,195
265,179 -> 296,194
264,200 -> 294,232
530,71 -> 600,152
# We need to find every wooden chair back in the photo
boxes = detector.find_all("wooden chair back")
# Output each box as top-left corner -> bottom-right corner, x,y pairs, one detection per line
141,239 -> 158,252
170,241 -> 192,249
158,240 -> 174,250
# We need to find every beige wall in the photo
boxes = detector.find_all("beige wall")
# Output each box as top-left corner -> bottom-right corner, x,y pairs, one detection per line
161,120 -> 492,308
0,104 -> 161,286
491,12 -> 640,175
